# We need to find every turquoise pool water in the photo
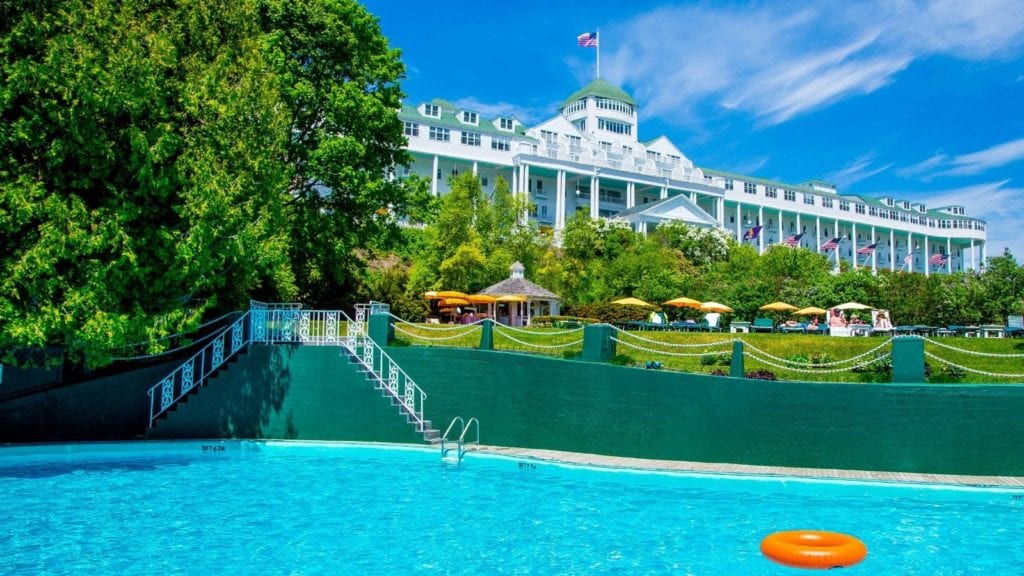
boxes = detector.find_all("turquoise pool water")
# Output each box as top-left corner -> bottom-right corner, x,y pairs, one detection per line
1,441 -> 1021,575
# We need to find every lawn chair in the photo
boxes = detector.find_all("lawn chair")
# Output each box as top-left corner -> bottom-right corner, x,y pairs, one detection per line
751,317 -> 775,333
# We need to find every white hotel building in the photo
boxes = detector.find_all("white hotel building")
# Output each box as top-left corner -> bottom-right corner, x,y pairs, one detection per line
398,79 -> 987,274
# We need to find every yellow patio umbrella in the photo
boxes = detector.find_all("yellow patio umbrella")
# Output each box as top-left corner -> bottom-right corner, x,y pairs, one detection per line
440,297 -> 470,306
759,301 -> 798,312
466,294 -> 497,304
611,297 -> 655,307
436,290 -> 468,299
423,291 -> 440,300
794,306 -> 828,316
833,301 -> 871,311
663,296 -> 703,308
699,301 -> 734,313
495,294 -> 527,303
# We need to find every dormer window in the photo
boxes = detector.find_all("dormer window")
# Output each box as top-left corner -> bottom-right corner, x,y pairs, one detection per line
423,104 -> 440,117
462,111 -> 478,125
499,118 -> 514,131
903,201 -> 911,210
540,130 -> 557,143
883,198 -> 894,206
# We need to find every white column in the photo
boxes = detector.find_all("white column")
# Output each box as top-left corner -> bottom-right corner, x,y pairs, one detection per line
796,213 -> 802,246
523,164 -> 530,197
590,175 -> 599,219
735,203 -> 742,241
982,242 -> 987,267
717,198 -> 725,226
970,238 -> 976,270
555,170 -> 565,229
777,209 -> 783,248
758,206 -> 764,253
661,186 -> 669,200
690,191 -> 697,203
851,222 -> 858,269
626,181 -> 635,209
871,226 -> 877,272
924,234 -> 930,277
889,229 -> 895,271
947,237 -> 952,273
431,155 -> 439,196
907,232 -> 913,272
472,161 -> 478,176
511,164 -> 518,200
815,217 -> 821,251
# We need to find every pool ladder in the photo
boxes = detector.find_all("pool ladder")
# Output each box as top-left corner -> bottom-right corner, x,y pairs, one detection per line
441,416 -> 479,464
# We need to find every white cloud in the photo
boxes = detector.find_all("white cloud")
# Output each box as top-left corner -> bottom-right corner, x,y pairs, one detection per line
904,180 -> 1024,260
897,138 -> 1024,179
825,154 -> 892,189
602,1 -> 1024,127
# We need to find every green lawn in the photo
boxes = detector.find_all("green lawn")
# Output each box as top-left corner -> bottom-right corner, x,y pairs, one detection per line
391,322 -> 1024,383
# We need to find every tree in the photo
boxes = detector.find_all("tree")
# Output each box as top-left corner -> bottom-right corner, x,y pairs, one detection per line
1,0 -> 294,366
260,0 -> 420,306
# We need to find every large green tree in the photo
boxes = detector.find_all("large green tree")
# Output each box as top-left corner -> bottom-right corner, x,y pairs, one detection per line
0,0 -> 417,366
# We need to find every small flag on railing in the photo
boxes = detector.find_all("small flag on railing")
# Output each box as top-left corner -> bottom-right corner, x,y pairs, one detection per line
904,252 -> 914,265
928,253 -> 948,266
577,31 -> 599,47
820,237 -> 840,251
743,225 -> 762,241
857,242 -> 878,255
784,233 -> 804,247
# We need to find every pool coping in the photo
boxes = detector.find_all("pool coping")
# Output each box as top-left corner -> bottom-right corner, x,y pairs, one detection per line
472,445 -> 1024,488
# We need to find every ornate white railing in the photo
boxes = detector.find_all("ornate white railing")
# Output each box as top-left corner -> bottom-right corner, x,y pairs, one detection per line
147,311 -> 251,428
348,326 -> 429,432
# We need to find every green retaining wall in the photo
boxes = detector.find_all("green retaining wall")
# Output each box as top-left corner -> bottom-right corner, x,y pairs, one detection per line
385,347 -> 1024,477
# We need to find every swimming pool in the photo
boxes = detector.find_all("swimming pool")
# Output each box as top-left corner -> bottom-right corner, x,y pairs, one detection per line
1,441 -> 1020,575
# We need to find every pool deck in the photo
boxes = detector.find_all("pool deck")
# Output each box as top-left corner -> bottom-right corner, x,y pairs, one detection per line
474,445 -> 1024,488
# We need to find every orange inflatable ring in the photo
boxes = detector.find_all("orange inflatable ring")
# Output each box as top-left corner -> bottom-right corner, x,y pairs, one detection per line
761,530 -> 867,570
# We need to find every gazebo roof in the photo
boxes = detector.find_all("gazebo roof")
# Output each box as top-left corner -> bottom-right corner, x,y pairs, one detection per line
479,277 -> 560,300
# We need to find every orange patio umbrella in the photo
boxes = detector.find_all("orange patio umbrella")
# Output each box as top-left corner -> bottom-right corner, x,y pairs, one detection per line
664,296 -> 702,308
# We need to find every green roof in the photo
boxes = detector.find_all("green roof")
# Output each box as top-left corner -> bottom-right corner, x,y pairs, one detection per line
561,78 -> 637,108
399,103 -> 534,140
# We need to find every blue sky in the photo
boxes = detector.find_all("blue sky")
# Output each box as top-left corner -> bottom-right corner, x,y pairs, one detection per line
365,0 -> 1024,261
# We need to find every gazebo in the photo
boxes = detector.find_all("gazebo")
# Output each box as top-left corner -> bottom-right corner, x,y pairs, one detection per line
479,262 -> 561,326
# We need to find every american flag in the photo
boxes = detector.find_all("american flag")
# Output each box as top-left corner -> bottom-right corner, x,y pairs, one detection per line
577,32 -> 599,47
904,252 -> 914,265
784,233 -> 804,247
856,242 -> 878,255
929,253 -> 948,266
743,225 -> 762,241
820,237 -> 840,251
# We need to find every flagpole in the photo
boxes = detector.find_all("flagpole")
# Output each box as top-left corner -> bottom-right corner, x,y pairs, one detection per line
596,28 -> 601,78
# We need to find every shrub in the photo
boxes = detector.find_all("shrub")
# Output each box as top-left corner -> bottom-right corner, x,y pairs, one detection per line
744,369 -> 777,380
531,315 -> 601,327
701,353 -> 731,367
609,354 -> 635,366
709,368 -> 729,376
561,350 -> 581,360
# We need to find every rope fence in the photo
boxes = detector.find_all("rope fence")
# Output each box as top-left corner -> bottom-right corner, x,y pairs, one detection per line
394,324 -> 481,342
612,328 -> 737,349
924,351 -> 1024,379
922,337 -> 1024,358
741,337 -> 894,368
744,350 -> 892,375
610,337 -> 732,358
493,327 -> 584,350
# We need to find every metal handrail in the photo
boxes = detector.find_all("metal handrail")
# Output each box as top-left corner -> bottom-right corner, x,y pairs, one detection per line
441,416 -> 479,463
349,324 -> 428,431
147,311 -> 251,428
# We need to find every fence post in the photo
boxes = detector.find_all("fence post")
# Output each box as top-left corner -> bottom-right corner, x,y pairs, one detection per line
368,313 -> 393,347
730,340 -> 745,378
582,324 -> 616,362
891,336 -> 925,382
479,319 -> 493,350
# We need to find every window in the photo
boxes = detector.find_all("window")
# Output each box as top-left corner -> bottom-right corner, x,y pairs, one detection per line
802,193 -> 814,205
622,145 -> 633,155
536,180 -> 544,192
492,137 -> 511,151
594,97 -> 635,116
869,206 -> 878,216
481,177 -> 488,187
839,201 -> 850,211
744,182 -> 756,195
423,104 -> 440,117
597,118 -> 632,135
460,131 -> 481,146
564,99 -> 587,115
765,186 -> 778,198
724,178 -> 734,191
667,154 -> 681,165
428,126 -> 450,142
403,122 -> 419,137
599,141 -> 612,151
855,204 -> 865,214
461,111 -> 478,124
646,150 -> 661,162
574,119 -> 586,131
822,198 -> 834,209
499,118 -> 515,130
568,135 -> 582,149
540,130 -> 557,143
784,189 -> 796,202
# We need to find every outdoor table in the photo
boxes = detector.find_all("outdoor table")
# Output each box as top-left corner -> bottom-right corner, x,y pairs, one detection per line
729,321 -> 751,333
849,325 -> 873,337
980,325 -> 1005,338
